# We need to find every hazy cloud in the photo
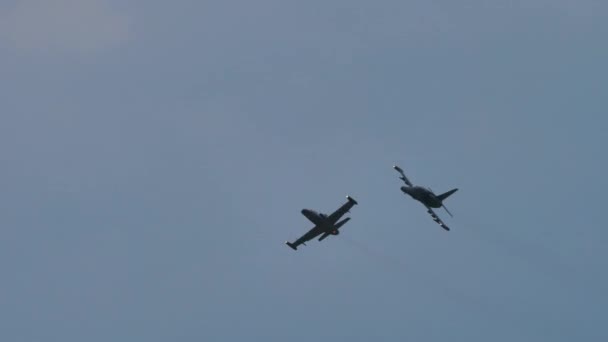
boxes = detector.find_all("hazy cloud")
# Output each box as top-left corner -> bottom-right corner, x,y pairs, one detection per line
0,0 -> 131,54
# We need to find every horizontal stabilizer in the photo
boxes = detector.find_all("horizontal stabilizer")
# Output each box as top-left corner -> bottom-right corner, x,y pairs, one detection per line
437,188 -> 458,202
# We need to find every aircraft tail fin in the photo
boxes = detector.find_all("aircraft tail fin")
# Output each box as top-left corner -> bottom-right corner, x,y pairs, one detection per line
437,188 -> 458,202
285,242 -> 297,251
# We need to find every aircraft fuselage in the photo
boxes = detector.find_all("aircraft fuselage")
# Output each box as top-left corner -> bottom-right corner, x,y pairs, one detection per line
400,186 -> 442,208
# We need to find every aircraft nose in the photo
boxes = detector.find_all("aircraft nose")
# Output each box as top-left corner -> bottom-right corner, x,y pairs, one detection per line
400,186 -> 412,195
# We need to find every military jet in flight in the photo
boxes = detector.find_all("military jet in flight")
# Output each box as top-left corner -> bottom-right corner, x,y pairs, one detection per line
285,195 -> 358,250
393,165 -> 458,231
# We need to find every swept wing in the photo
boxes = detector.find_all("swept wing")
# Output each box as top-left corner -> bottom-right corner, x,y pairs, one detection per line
425,207 -> 450,231
393,165 -> 414,187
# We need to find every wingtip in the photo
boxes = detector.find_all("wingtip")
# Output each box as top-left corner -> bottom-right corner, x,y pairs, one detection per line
346,195 -> 358,205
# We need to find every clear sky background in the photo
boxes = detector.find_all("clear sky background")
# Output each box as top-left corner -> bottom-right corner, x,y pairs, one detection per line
1,1 -> 607,341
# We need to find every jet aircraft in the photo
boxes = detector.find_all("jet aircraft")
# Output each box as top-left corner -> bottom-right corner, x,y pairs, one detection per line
285,195 -> 358,250
393,165 -> 458,231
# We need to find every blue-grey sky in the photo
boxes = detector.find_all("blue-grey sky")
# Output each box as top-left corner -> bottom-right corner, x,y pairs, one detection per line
1,1 -> 607,341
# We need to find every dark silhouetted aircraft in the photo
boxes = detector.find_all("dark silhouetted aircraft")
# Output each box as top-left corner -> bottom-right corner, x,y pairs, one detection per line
393,165 -> 458,231
285,195 -> 358,250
